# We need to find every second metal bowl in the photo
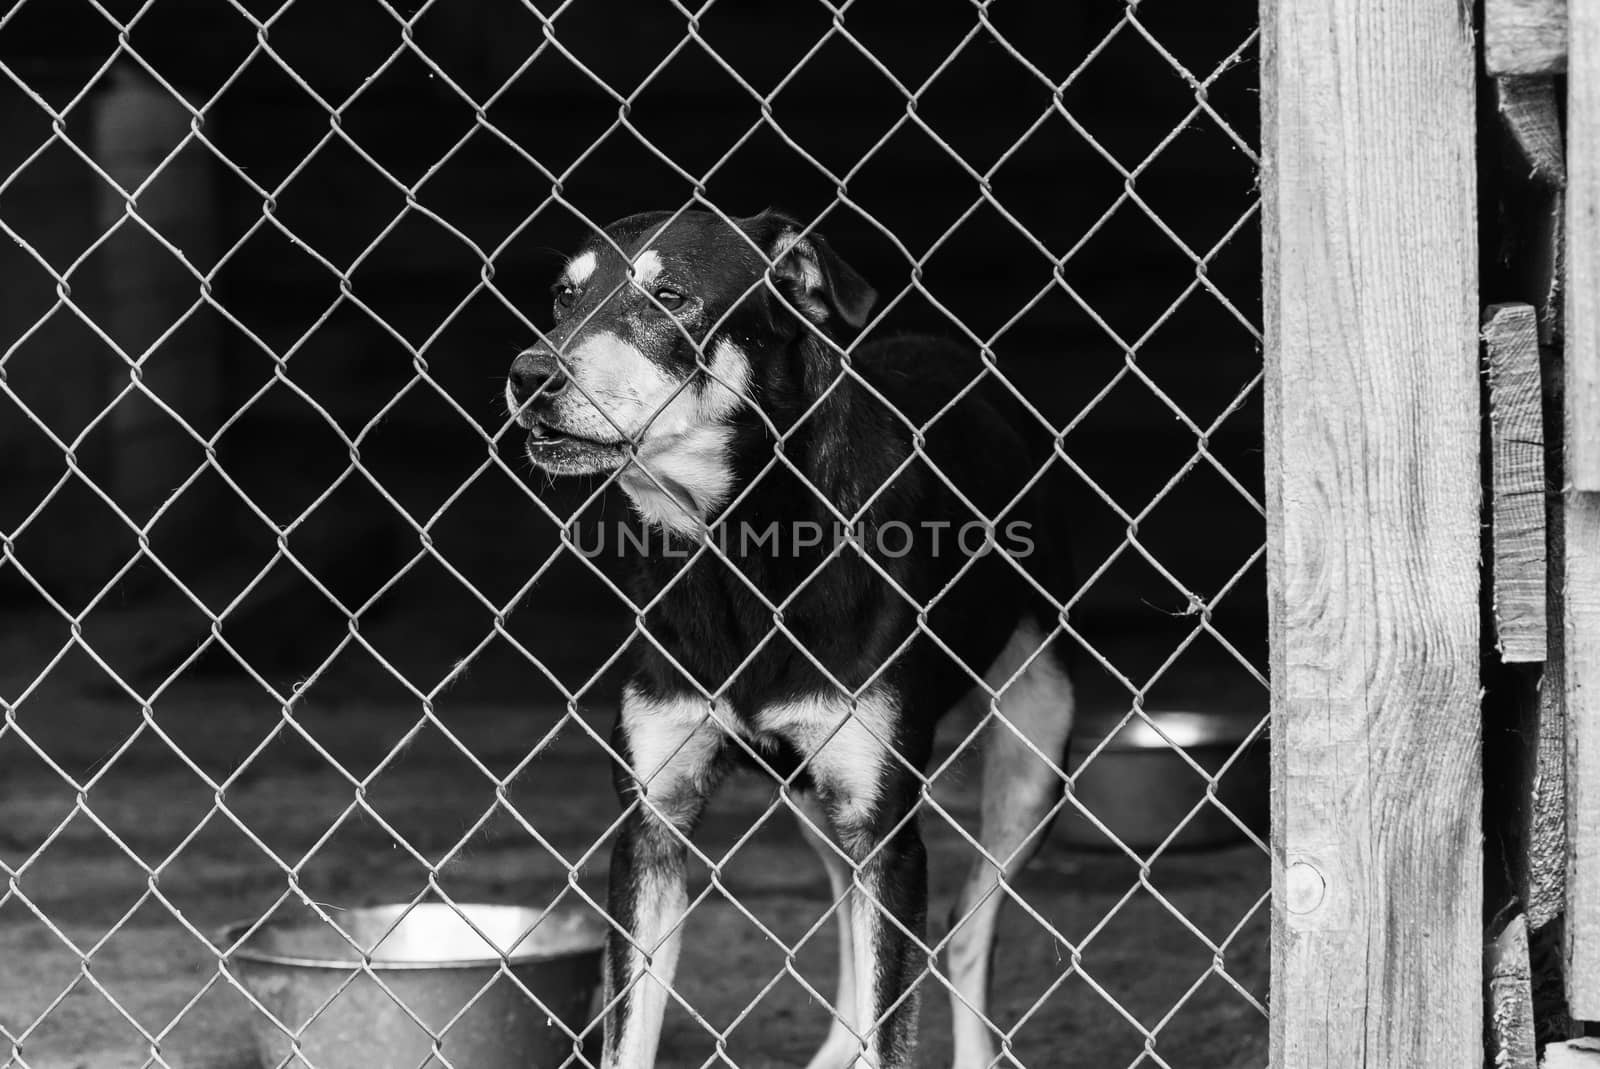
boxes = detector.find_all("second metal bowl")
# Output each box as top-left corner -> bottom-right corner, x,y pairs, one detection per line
1059,708 -> 1268,852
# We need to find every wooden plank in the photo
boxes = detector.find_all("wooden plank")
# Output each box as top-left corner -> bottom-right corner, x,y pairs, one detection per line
1496,76 -> 1567,187
1261,1 -> 1480,1065
1563,414 -> 1600,1018
1477,304 -> 1561,934
1489,914 -> 1538,1069
1485,23 -> 1570,1028
1486,0 -> 1570,75
1530,312 -> 1565,950
1546,1039 -> 1600,1067
1486,304 -> 1550,663
1567,0 -> 1600,1021
1571,0 -> 1600,491
1492,78 -> 1566,346
1531,659 -> 1569,931
1564,490 -> 1600,1016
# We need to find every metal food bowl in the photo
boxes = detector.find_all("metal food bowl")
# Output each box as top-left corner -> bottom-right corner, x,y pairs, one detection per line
1060,708 -> 1268,852
222,902 -> 606,1069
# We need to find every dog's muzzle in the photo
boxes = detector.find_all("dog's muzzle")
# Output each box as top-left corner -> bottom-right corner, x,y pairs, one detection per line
506,347 -> 570,428
507,346 -> 631,474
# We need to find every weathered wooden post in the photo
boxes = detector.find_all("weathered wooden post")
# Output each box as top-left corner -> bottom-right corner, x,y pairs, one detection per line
1564,0 -> 1600,1025
1260,1 -> 1482,1064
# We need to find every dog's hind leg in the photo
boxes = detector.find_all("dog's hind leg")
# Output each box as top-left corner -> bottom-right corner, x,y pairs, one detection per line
602,687 -> 729,1069
793,789 -> 862,1069
946,619 -> 1074,1069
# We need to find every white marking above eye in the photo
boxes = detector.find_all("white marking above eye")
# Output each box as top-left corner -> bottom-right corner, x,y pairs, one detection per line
632,249 -> 663,289
565,251 -> 597,286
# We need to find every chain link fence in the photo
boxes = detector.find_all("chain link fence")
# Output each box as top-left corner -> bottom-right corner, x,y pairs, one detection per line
0,1 -> 1267,1066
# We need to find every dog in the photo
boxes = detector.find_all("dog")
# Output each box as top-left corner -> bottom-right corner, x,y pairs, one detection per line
506,209 -> 1076,1069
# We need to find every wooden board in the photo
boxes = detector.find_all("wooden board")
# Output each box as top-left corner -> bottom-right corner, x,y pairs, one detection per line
1564,409 -> 1600,1020
1495,76 -> 1567,186
1486,0 -> 1570,75
1565,513 -> 1600,1017
1481,308 -> 1562,944
1488,914 -> 1537,1069
1567,0 -> 1600,1021
1572,0 -> 1600,490
1531,655 -> 1569,931
1491,77 -> 1565,346
1261,1 -> 1481,1064
1486,304 -> 1549,663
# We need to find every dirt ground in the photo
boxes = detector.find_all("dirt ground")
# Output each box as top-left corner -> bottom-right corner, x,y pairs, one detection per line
0,595 -> 1268,1069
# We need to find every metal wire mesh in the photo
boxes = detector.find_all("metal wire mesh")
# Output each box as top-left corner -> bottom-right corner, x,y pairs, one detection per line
0,1 -> 1267,1067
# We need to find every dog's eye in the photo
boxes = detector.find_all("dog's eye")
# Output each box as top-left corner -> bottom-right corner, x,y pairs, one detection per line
653,287 -> 686,311
553,284 -> 576,310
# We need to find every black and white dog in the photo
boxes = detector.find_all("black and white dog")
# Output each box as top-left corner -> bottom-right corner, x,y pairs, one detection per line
506,210 -> 1076,1069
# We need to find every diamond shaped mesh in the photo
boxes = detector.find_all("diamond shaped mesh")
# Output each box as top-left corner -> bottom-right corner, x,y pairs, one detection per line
0,2 -> 1266,1067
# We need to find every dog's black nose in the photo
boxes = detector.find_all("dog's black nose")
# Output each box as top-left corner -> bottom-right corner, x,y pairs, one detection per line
508,348 -> 570,408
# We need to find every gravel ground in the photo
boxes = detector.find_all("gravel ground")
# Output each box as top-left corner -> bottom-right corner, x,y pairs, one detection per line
1,600 -> 1268,1069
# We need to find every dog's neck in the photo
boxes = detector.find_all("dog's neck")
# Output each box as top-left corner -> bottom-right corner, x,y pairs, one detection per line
616,422 -> 736,537
619,331 -> 868,541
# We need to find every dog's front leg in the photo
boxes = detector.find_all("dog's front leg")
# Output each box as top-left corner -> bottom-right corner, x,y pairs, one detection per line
602,812 -> 692,1068
836,800 -> 928,1069
601,688 -> 728,1069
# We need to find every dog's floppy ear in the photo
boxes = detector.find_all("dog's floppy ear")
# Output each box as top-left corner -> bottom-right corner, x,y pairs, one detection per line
747,211 -> 877,330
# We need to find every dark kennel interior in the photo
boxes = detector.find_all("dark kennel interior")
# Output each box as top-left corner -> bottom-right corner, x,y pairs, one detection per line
0,2 -> 1269,1066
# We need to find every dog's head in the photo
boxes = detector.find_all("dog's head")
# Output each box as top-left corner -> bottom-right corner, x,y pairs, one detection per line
506,209 -> 876,531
